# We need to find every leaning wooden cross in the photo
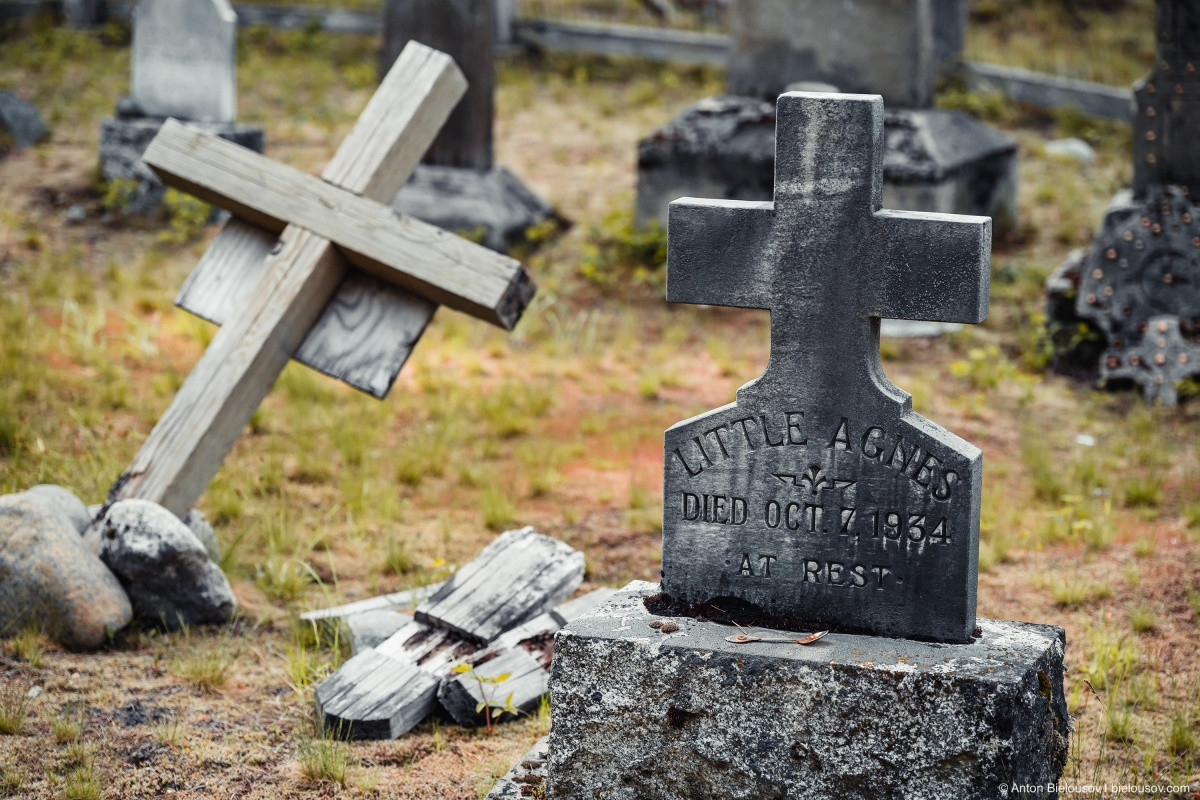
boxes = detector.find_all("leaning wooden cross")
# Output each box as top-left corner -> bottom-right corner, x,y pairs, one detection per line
109,42 -> 535,519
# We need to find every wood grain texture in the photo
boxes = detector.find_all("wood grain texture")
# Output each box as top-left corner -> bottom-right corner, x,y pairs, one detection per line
415,527 -> 585,645
114,43 -> 470,517
315,649 -> 441,740
144,119 -> 533,329
175,219 -> 436,399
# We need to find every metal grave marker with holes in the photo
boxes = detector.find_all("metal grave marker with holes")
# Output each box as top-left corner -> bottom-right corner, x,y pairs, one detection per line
659,92 -> 990,643
109,42 -> 535,520
1048,0 -> 1200,405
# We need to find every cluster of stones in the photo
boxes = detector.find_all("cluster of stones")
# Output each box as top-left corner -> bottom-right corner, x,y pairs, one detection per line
0,485 -> 234,650
1048,0 -> 1200,404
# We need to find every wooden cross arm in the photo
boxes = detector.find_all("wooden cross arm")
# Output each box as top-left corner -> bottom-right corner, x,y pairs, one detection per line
869,210 -> 991,324
666,198 -> 775,310
144,120 -> 534,330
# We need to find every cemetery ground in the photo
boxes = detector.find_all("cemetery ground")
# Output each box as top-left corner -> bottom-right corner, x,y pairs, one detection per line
2,8 -> 1200,798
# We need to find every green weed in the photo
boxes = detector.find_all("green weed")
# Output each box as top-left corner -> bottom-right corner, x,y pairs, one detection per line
61,766 -> 100,800
297,736 -> 357,785
51,710 -> 83,744
451,662 -> 521,736
0,682 -> 32,735
1082,623 -> 1137,691
1128,605 -> 1157,634
480,486 -> 517,532
7,624 -> 46,667
1049,576 -> 1111,609
1166,715 -> 1196,759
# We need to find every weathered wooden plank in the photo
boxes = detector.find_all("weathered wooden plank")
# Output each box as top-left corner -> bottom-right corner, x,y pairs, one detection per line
113,43 -> 467,518
315,649 -> 440,740
175,219 -> 435,399
144,120 -> 533,329
437,647 -> 547,727
301,582 -> 444,622
415,527 -> 585,645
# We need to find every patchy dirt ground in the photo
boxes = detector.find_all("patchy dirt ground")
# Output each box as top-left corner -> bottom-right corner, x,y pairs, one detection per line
1,8 -> 1199,798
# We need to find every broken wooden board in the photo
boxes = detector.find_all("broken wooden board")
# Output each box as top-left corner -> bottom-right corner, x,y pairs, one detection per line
301,582 -> 444,653
315,649 -> 440,740
313,580 -> 609,739
415,526 -> 585,645
175,219 -> 436,399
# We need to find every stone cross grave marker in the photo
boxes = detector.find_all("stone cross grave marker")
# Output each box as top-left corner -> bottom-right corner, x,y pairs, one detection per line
661,92 -> 990,643
1133,0 -> 1200,199
131,0 -> 237,123
109,42 -> 534,520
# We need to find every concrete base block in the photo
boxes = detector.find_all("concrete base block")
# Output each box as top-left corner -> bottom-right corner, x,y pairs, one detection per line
636,95 -> 1018,234
99,110 -> 264,215
392,164 -> 557,253
539,581 -> 1069,800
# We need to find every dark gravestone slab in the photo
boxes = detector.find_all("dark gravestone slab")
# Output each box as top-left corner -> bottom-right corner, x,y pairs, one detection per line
660,92 -> 990,643
381,0 -> 493,170
381,0 -> 556,251
0,91 -> 49,150
635,95 -> 1018,236
727,0 -> 966,109
1133,0 -> 1200,198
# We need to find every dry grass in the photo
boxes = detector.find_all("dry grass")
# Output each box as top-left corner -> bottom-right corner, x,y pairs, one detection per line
0,12 -> 1199,796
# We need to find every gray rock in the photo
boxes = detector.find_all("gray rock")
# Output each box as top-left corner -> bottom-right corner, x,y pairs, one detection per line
84,499 -> 235,629
183,508 -> 220,562
98,114 -> 264,215
661,92 -> 990,643
21,484 -> 92,534
727,0 -> 966,109
392,165 -> 558,253
545,583 -> 1069,800
636,95 -> 1018,235
344,608 -> 412,654
131,0 -> 237,124
62,0 -> 107,27
0,90 -> 49,150
0,494 -> 131,650
1045,137 -> 1096,163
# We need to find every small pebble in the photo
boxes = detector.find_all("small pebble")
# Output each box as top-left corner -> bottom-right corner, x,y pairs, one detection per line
647,619 -> 663,629
659,620 -> 680,633
65,204 -> 86,223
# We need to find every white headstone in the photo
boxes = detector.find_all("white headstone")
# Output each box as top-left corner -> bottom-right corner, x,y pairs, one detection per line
130,0 -> 237,124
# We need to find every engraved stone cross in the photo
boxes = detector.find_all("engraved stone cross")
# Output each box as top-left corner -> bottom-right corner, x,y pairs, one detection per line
110,43 -> 534,520
662,92 -> 990,642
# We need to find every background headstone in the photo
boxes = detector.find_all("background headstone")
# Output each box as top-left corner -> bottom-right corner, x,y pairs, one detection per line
99,0 -> 263,214
381,0 -> 556,251
1047,0 -> 1200,404
131,0 -> 236,123
1132,0 -> 1200,198
61,0 -> 107,28
381,0 -> 492,169
0,90 -> 49,151
728,0 -> 967,109
634,0 -> 1018,289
